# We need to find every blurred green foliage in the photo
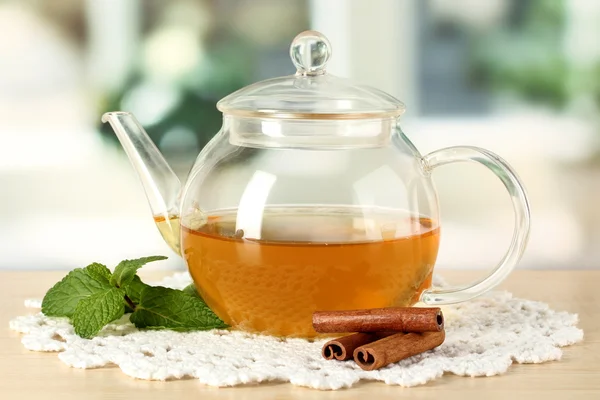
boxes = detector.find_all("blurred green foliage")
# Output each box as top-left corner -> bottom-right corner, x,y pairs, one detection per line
470,0 -> 569,109
97,35 -> 255,152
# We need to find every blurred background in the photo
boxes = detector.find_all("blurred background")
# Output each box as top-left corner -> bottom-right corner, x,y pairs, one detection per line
1,0 -> 599,270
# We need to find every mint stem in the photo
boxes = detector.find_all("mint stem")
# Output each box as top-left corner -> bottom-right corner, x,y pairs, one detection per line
124,295 -> 136,311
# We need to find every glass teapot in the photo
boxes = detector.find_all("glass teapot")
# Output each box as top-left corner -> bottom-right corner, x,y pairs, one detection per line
103,31 -> 530,337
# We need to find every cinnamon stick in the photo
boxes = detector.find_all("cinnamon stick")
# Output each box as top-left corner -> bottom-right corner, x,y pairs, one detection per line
313,307 -> 444,333
353,331 -> 445,371
321,332 -> 396,361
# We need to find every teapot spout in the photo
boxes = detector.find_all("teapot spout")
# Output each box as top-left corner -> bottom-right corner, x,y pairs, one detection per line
102,112 -> 182,254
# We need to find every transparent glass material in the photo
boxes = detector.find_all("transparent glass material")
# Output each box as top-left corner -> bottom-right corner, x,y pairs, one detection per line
102,30 -> 531,337
217,31 -> 405,120
178,125 -> 443,337
102,112 -> 182,254
173,122 -> 531,337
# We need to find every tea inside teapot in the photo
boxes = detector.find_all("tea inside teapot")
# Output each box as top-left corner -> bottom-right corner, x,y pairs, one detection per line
182,206 -> 439,337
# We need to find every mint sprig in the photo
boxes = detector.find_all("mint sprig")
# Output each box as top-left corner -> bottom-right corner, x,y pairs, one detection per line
41,264 -> 114,317
72,288 -> 125,338
41,256 -> 227,338
125,275 -> 149,305
183,283 -> 200,298
111,256 -> 167,288
130,286 -> 228,331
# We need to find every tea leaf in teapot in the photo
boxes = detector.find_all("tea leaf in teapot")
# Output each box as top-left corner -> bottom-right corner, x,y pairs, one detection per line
110,256 -> 168,289
42,264 -> 114,318
72,287 -> 126,339
130,286 -> 228,331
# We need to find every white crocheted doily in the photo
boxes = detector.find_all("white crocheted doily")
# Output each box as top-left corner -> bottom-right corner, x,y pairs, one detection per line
9,273 -> 583,390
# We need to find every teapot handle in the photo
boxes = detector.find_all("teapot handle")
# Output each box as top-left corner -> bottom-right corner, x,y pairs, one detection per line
420,146 -> 531,305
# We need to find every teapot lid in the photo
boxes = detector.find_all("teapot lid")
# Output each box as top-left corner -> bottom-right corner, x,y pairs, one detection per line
217,31 -> 405,120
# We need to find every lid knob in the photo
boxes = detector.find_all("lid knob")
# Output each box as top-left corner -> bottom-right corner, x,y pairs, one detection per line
290,30 -> 331,76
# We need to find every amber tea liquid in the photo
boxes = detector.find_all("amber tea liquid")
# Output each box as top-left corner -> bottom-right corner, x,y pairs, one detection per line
181,207 -> 440,337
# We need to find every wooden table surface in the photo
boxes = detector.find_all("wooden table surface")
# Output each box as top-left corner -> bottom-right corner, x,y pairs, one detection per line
1,270 -> 598,399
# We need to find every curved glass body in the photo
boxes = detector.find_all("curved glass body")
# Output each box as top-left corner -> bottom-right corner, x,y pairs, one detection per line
179,124 -> 440,337
103,30 -> 530,339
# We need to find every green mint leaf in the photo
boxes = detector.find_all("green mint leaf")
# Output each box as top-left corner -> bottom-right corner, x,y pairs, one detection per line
124,275 -> 150,308
125,275 -> 149,313
110,256 -> 168,288
72,288 -> 125,339
130,286 -> 227,331
182,283 -> 201,298
42,266 -> 114,317
84,263 -> 112,283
